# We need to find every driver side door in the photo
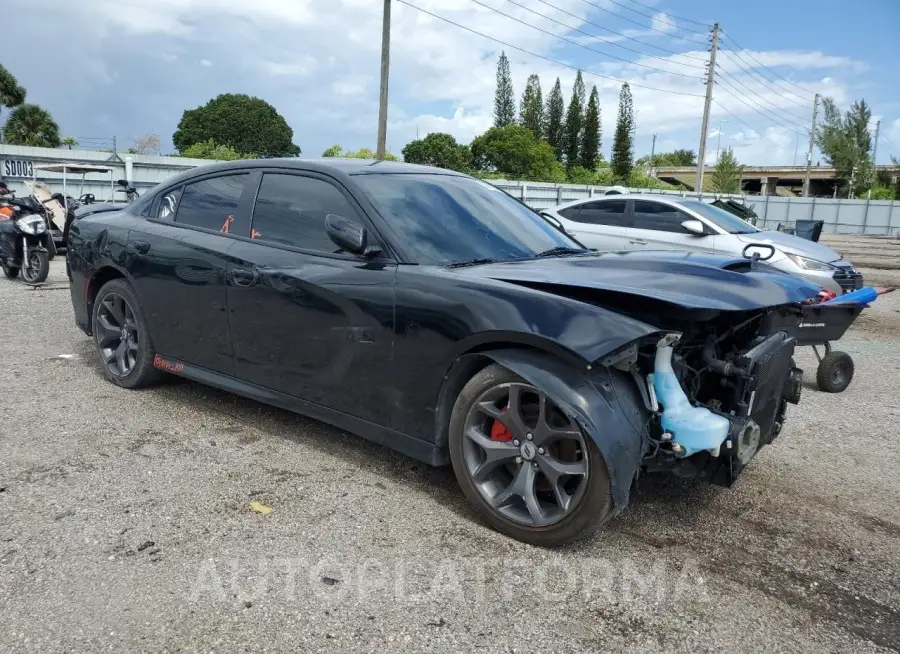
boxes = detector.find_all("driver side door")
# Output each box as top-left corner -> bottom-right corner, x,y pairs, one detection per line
224,171 -> 398,425
627,199 -> 715,253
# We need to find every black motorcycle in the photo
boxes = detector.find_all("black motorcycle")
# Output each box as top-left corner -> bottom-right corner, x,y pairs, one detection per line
0,189 -> 53,283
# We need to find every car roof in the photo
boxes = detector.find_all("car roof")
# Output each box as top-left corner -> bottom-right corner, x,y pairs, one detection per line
151,157 -> 467,193
555,194 -> 689,210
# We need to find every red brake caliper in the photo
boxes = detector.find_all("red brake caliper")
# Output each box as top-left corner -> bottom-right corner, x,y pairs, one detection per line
490,404 -> 512,441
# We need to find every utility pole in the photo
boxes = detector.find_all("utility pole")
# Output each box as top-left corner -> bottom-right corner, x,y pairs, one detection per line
649,133 -> 657,177
376,0 -> 392,161
696,23 -> 719,194
714,119 -> 729,163
867,119 -> 881,199
802,93 -> 819,197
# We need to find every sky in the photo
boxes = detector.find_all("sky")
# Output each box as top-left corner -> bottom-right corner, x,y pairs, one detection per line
4,0 -> 900,166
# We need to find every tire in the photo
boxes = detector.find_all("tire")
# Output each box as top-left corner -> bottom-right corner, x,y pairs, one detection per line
91,278 -> 163,389
448,363 -> 613,547
21,250 -> 49,284
2,264 -> 18,279
816,351 -> 854,393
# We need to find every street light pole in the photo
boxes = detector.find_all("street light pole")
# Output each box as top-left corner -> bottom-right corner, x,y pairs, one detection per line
715,119 -> 729,163
376,0 -> 392,161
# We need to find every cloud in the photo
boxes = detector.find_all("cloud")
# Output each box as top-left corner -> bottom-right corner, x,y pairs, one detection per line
0,0 -> 873,165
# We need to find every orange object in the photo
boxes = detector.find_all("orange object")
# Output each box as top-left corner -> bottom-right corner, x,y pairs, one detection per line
251,229 -> 262,239
0,206 -> 13,220
220,215 -> 234,234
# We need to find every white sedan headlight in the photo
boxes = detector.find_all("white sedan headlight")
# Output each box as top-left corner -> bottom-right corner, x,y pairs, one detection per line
785,253 -> 832,272
15,216 -> 46,235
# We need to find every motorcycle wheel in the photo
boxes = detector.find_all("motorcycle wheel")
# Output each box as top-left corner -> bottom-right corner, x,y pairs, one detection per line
2,264 -> 19,279
21,250 -> 49,284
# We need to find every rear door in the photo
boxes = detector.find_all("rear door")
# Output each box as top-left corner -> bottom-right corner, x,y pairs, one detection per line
627,199 -> 716,252
225,171 -> 398,424
556,199 -> 632,251
127,172 -> 253,374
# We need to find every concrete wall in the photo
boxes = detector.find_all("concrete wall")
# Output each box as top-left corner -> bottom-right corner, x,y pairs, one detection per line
3,145 -> 899,235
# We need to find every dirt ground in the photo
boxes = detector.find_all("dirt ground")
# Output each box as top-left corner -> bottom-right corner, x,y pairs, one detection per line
0,249 -> 898,653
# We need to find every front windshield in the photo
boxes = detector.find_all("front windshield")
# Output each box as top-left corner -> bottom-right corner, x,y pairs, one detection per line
353,173 -> 581,264
677,199 -> 759,234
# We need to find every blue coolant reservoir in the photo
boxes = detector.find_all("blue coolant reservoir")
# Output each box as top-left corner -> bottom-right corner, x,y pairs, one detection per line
651,335 -> 731,457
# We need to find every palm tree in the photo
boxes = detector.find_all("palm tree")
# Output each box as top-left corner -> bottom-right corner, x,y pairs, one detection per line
0,64 -> 26,113
62,136 -> 78,150
2,104 -> 62,148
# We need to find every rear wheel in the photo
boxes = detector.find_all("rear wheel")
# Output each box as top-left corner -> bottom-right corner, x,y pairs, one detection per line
92,279 -> 163,389
449,364 -> 613,547
2,264 -> 19,279
21,250 -> 49,284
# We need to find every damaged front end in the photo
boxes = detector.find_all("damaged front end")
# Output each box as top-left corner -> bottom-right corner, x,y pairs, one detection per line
642,327 -> 803,486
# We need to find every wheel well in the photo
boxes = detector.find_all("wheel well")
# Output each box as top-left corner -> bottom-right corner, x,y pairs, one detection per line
433,344 -> 560,449
86,267 -> 125,327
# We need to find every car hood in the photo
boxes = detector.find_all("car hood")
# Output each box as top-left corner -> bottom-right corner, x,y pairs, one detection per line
735,230 -> 843,264
453,253 -> 821,311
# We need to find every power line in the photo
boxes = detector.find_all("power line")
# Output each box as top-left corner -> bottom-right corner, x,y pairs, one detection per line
718,32 -> 818,98
717,47 -> 813,110
599,0 -> 711,35
714,75 -> 807,135
618,0 -> 712,28
474,0 -> 703,79
711,99 -> 770,140
395,0 -> 706,97
533,0 -> 708,63
714,64 -> 810,124
575,0 -> 709,45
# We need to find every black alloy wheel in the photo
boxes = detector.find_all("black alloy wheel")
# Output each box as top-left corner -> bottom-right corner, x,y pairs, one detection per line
95,291 -> 139,377
91,279 -> 163,389
449,364 -> 613,547
21,249 -> 49,284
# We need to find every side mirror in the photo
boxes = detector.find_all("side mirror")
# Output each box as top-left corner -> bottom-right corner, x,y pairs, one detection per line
325,214 -> 381,256
681,219 -> 706,236
116,179 -> 130,188
742,243 -> 775,261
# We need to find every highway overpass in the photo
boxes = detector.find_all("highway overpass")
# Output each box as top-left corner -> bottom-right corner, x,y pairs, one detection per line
654,164 -> 900,196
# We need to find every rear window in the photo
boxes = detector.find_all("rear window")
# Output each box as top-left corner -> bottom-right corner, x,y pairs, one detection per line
175,174 -> 247,232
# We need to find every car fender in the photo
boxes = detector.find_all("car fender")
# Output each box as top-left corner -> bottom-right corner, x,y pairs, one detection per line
480,347 -> 648,514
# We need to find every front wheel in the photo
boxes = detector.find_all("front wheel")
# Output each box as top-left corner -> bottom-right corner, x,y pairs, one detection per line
449,364 -> 613,547
21,249 -> 49,284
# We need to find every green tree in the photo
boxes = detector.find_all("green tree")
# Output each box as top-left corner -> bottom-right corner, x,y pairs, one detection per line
401,132 -> 470,171
2,104 -> 61,148
182,139 -> 254,161
579,85 -> 601,171
0,64 -> 26,120
563,71 -> 586,170
567,165 -> 595,184
494,51 -> 515,128
321,145 -> 397,160
470,124 -> 565,182
610,83 -> 635,179
61,136 -> 78,150
519,74 -> 544,139
710,147 -> 744,193
173,93 -> 300,158
638,149 -> 697,167
544,78 -> 565,160
815,97 -> 873,196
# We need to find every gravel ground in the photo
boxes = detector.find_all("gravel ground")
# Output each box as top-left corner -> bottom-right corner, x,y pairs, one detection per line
1,259 -> 899,653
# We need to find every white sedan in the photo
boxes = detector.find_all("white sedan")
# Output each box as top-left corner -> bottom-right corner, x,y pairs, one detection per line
539,194 -> 863,295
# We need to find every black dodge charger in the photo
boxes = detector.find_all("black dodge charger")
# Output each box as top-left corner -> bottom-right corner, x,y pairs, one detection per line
67,158 -> 820,546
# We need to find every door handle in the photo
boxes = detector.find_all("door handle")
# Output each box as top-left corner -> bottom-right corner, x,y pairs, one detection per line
132,240 -> 151,254
230,268 -> 259,287
629,239 -> 648,245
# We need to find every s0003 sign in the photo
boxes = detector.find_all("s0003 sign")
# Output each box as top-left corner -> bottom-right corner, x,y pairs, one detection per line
3,159 -> 35,177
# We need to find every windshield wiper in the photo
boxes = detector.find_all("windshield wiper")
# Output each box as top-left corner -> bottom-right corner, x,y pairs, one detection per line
446,257 -> 500,269
533,246 -> 591,258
